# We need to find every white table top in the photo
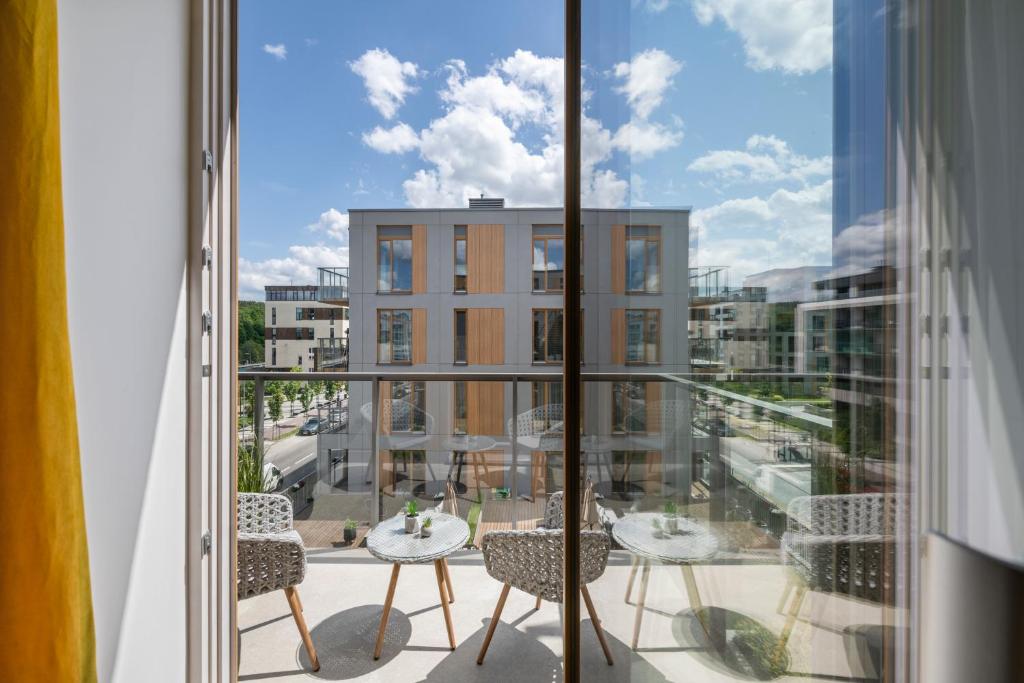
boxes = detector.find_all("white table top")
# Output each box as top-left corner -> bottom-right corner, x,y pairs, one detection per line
366,512 -> 469,564
612,512 -> 719,564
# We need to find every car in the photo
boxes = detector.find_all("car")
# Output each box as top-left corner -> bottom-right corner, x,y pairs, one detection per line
298,417 -> 323,435
776,445 -> 810,462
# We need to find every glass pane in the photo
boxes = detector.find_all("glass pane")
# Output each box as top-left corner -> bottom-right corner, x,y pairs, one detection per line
626,237 -> 645,291
378,239 -> 390,291
546,309 -> 563,362
392,238 -> 413,291
547,237 -> 565,291
532,310 -> 545,362
532,238 -> 546,290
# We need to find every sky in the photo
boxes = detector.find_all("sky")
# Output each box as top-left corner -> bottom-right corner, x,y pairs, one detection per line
238,0 -> 834,300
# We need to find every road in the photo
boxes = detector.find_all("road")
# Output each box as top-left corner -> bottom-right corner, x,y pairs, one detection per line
265,431 -> 317,479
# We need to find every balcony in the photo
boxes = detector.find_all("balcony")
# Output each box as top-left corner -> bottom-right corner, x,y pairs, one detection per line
237,371 -> 905,682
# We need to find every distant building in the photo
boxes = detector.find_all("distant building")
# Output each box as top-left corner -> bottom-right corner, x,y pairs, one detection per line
263,267 -> 349,370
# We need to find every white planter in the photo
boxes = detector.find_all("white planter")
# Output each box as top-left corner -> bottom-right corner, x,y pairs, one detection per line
421,525 -> 432,538
665,516 -> 679,534
404,515 -> 419,534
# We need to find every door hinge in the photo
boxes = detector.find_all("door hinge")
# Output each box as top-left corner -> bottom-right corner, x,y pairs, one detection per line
201,149 -> 214,172
201,245 -> 213,269
200,531 -> 212,557
202,310 -> 213,335
201,364 -> 211,377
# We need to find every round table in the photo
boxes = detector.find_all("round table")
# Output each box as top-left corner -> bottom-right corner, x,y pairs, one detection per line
611,513 -> 719,649
366,512 -> 470,659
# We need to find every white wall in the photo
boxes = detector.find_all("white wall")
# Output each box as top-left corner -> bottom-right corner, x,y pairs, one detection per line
58,2 -> 190,681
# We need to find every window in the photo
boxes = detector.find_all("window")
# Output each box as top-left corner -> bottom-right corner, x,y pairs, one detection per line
391,381 -> 425,432
612,382 -> 647,433
271,348 -> 276,366
377,227 -> 413,292
330,327 -> 335,339
453,381 -> 467,433
377,309 -> 412,363
297,356 -> 302,366
454,225 -> 467,292
271,307 -> 276,325
454,309 -> 467,363
626,309 -> 660,363
531,381 -> 563,432
295,308 -> 302,321
532,230 -> 564,292
626,226 -> 661,293
533,309 -> 563,363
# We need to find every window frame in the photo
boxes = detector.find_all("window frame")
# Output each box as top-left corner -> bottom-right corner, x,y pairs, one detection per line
454,225 -> 467,293
532,308 -> 564,364
625,226 -> 662,294
377,231 -> 414,293
453,308 -> 467,364
625,308 -> 661,364
612,381 -> 648,434
377,308 -> 413,365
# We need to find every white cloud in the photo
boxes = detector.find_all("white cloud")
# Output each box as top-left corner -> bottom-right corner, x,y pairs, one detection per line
350,48 -> 420,119
239,244 -> 349,300
262,43 -> 287,60
691,0 -> 832,74
612,120 -> 684,160
691,180 -> 832,282
306,208 -> 349,244
634,0 -> 672,12
361,49 -> 680,208
612,49 -> 683,120
688,134 -> 830,184
362,122 -> 420,154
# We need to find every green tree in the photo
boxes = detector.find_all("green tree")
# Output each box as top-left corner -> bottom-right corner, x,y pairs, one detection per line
268,390 -> 284,430
323,380 -> 338,403
299,384 -> 313,415
237,301 -> 265,364
282,369 -> 301,415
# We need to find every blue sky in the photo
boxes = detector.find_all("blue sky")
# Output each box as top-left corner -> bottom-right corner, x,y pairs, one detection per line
239,0 -> 834,299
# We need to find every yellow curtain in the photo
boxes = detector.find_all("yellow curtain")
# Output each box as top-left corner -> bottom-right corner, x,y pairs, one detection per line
0,1 -> 98,681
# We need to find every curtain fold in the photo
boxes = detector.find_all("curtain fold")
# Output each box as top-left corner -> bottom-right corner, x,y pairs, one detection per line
0,1 -> 98,680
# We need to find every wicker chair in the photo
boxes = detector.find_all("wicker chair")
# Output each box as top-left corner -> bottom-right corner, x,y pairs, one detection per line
776,493 -> 905,652
477,528 -> 614,666
237,493 -> 319,671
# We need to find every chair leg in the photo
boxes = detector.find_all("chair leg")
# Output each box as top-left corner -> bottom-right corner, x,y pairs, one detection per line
631,560 -> 652,650
776,574 -> 795,614
442,558 -> 455,603
581,585 -> 614,665
284,587 -> 319,671
374,564 -> 401,660
776,583 -> 808,652
624,555 -> 640,604
535,594 -> 543,610
477,583 -> 511,665
434,560 -> 456,649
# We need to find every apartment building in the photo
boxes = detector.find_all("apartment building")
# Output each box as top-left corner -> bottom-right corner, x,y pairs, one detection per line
327,201 -> 691,508
264,271 -> 349,370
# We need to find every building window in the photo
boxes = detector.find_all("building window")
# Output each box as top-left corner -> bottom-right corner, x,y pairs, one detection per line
378,228 -> 413,292
453,381 -> 467,434
378,309 -> 412,364
626,226 -> 661,293
531,381 -> 563,432
454,225 -> 467,292
391,381 -> 425,432
297,356 -> 302,366
454,309 -> 467,363
532,230 -> 565,292
271,348 -> 276,365
271,307 -> 276,325
626,309 -> 660,363
612,382 -> 647,433
296,308 -> 302,321
533,309 -> 563,363
330,327 -> 335,339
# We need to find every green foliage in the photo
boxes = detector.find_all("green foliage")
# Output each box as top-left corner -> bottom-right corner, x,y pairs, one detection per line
343,518 -> 358,530
663,501 -> 678,516
298,384 -> 313,414
323,380 -> 338,402
238,301 -> 264,364
267,390 -> 284,425
421,516 -> 432,528
237,442 -> 268,493
405,500 -> 419,517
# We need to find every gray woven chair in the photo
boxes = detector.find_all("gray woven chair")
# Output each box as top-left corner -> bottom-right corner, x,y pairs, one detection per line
477,528 -> 614,666
237,493 -> 319,671
776,493 -> 905,653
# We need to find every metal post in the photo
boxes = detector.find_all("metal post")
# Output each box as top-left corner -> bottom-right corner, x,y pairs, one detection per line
563,0 -> 582,679
253,376 -> 265,456
371,378 -> 380,524
511,377 -> 518,529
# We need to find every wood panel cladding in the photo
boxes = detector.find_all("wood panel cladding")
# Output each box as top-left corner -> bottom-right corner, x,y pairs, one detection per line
467,381 -> 504,435
645,382 -> 662,433
611,224 -> 626,294
610,308 -> 625,364
467,224 -> 504,293
379,380 -> 391,435
412,224 -> 427,293
467,308 -> 504,365
412,309 -> 427,364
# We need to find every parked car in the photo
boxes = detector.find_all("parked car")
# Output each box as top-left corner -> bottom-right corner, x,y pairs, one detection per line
298,417 -> 323,435
776,444 -> 810,462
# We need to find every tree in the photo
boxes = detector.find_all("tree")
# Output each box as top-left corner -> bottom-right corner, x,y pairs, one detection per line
323,380 -> 338,405
268,390 -> 284,434
237,301 -> 265,363
282,371 -> 301,415
299,384 -> 313,415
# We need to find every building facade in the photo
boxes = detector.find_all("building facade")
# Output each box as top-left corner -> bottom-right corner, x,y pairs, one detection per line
263,283 -> 349,370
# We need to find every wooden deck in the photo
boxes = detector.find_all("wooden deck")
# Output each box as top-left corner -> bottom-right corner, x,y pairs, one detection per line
293,519 -> 370,549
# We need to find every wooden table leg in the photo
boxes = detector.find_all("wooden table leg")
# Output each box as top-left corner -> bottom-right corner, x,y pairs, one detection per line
373,564 -> 401,660
681,564 -> 713,643
631,560 -> 651,650
434,560 -> 456,649
442,558 -> 455,603
624,555 -> 640,604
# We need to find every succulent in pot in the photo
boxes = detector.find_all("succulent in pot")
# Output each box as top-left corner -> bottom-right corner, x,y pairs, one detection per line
404,500 -> 420,534
343,518 -> 358,543
420,515 -> 433,538
651,517 -> 666,539
663,501 -> 679,533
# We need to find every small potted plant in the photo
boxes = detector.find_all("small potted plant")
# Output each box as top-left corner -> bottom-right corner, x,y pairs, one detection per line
343,518 -> 358,544
663,501 -> 679,533
404,500 -> 419,534
420,516 -> 433,538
